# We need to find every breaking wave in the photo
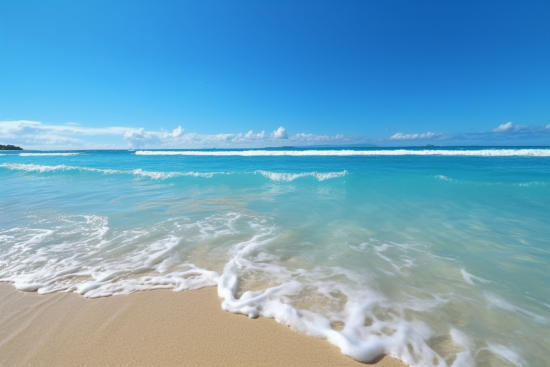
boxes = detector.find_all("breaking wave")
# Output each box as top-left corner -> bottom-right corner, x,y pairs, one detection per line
0,163 -> 347,182
135,149 -> 550,157
19,152 -> 80,156
1,213 -> 539,367
255,170 -> 347,181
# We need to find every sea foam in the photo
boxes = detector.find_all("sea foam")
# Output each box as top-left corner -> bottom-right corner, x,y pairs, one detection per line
135,149 -> 550,157
0,163 -> 346,182
1,208 -> 547,367
0,213 -> 451,366
19,152 -> 80,156
255,170 -> 347,181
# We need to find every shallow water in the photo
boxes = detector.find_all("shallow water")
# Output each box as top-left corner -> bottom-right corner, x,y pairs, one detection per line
1,148 -> 549,367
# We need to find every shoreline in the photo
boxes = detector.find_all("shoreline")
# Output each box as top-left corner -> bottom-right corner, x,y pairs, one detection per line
0,283 -> 406,367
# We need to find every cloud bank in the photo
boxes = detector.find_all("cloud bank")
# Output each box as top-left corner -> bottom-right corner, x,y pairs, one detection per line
0,120 -> 359,149
390,132 -> 442,140
0,120 -> 128,149
1,120 -> 549,150
390,122 -> 550,144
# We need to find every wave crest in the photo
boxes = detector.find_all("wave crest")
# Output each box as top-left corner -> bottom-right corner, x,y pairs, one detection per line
255,170 -> 347,182
135,149 -> 550,157
19,153 -> 80,156
0,163 -> 347,182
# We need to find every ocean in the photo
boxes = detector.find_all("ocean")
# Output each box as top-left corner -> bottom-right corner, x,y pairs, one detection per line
1,148 -> 549,367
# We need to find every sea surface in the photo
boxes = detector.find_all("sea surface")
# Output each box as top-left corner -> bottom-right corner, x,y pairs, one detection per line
1,148 -> 549,367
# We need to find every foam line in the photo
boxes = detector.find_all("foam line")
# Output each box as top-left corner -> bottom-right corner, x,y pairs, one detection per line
0,163 -> 347,182
1,212 -> 541,366
19,153 -> 80,156
254,170 -> 347,181
135,149 -> 550,157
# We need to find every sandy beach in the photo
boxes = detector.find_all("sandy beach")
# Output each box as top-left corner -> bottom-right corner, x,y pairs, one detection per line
0,283 -> 406,367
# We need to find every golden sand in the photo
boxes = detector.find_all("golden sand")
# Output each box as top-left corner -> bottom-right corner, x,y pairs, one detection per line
0,283 -> 406,367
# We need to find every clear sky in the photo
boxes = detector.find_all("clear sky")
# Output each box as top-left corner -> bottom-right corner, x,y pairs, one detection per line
1,0 -> 549,149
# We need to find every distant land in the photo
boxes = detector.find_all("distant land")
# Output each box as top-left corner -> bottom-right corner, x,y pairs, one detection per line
0,144 -> 23,150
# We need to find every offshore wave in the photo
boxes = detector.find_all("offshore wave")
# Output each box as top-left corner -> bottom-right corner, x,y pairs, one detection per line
433,174 -> 550,187
255,170 -> 347,181
0,163 -> 116,173
19,152 -> 80,156
135,149 -> 550,157
0,163 -> 347,182
0,163 -> 225,179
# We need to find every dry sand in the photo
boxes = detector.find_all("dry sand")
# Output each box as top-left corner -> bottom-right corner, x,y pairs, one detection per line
0,283 -> 406,367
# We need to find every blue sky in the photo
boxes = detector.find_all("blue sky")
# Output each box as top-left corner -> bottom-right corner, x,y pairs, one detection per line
1,0 -> 549,149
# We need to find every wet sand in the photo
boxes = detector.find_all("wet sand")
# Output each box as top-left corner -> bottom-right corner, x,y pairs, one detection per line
0,283 -> 406,367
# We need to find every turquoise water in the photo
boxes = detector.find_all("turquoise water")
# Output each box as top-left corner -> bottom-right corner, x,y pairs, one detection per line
1,148 -> 549,367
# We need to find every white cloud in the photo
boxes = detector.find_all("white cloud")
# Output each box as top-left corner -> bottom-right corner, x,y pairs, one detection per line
0,120 -> 360,149
123,126 -> 187,147
390,132 -> 440,140
0,120 -> 128,136
0,120 -> 130,149
4,119 -> 549,150
272,126 -> 288,139
289,133 -> 354,144
172,126 -> 184,137
122,125 -> 360,148
493,122 -> 513,132
243,130 -> 266,139
123,128 -> 160,147
121,125 -> 364,148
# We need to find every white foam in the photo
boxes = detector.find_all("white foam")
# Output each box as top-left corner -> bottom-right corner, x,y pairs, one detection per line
486,293 -> 548,324
255,170 -> 347,182
485,344 -> 525,367
135,149 -> 550,157
1,163 -> 346,182
516,181 -> 548,187
0,215 -> 219,298
0,163 -> 220,179
0,212 -> 455,366
217,234 -> 447,365
19,152 -> 80,156
0,163 -> 110,173
461,269 -> 491,286
2,211 -> 544,367
131,168 -> 217,179
449,328 -> 474,367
